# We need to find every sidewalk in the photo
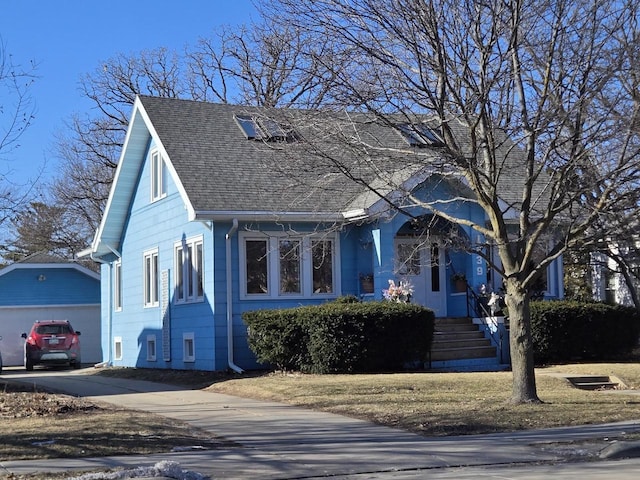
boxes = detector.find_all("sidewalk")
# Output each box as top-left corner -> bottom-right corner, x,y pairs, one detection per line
2,368 -> 640,479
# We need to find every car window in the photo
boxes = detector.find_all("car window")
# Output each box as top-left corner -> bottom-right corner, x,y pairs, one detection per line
36,325 -> 71,335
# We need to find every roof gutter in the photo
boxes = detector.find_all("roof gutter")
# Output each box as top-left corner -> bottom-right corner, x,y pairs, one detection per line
194,210 -> 345,223
225,219 -> 244,373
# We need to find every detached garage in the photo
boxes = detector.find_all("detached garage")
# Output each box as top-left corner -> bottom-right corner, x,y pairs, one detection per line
0,253 -> 101,367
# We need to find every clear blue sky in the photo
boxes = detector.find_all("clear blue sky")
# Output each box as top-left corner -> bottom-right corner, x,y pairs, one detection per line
0,0 -> 254,189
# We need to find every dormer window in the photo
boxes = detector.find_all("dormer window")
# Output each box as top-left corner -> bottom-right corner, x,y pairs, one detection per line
234,114 -> 299,142
398,123 -> 445,147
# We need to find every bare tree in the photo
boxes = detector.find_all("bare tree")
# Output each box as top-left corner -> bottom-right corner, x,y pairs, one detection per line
52,48 -> 186,236
186,23 -> 340,108
257,0 -> 640,403
0,39 -> 37,251
1,201 -> 90,262
53,19 -> 337,244
0,39 -> 36,157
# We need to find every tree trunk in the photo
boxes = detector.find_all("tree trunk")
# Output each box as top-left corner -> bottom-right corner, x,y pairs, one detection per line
505,279 -> 541,404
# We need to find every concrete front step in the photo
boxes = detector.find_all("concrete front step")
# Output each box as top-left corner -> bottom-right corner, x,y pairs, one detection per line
435,317 -> 482,333
435,324 -> 480,333
429,317 -> 501,367
430,345 -> 497,361
435,317 -> 475,325
434,331 -> 485,342
428,356 -> 511,372
432,338 -> 492,350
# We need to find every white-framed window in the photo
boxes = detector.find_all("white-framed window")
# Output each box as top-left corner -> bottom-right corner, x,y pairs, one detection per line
150,150 -> 166,201
114,336 -> 123,361
174,236 -> 204,303
183,332 -> 195,362
143,248 -> 159,307
146,334 -> 157,362
114,259 -> 122,311
240,232 -> 338,298
244,238 -> 269,294
279,238 -> 301,294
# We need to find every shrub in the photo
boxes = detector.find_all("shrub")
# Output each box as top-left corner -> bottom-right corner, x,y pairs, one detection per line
243,299 -> 435,373
243,306 -> 312,371
530,301 -> 640,364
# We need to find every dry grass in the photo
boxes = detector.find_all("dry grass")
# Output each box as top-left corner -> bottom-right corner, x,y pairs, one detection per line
95,362 -> 640,437
3,360 -> 640,474
0,381 -> 233,463
202,367 -> 640,436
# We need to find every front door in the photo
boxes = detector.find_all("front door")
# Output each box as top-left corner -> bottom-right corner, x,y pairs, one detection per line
395,238 -> 447,316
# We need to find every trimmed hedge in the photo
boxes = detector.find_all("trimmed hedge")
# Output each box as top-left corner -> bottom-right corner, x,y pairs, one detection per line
243,299 -> 435,373
530,301 -> 640,364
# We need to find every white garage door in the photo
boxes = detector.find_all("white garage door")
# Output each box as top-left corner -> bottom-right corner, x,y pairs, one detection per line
0,306 -> 102,366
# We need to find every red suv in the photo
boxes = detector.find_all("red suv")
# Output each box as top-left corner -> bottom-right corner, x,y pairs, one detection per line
22,320 -> 82,371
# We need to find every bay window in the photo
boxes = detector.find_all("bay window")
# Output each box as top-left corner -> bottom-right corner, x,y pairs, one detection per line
241,233 -> 338,298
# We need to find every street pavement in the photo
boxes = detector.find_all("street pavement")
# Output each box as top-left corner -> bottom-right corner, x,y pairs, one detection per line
2,367 -> 640,479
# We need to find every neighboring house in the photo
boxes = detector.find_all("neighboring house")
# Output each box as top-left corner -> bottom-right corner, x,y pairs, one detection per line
592,245 -> 640,306
0,253 -> 102,366
86,95 -> 564,372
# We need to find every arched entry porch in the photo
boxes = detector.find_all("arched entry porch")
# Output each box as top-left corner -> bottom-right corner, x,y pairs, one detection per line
394,215 -> 470,317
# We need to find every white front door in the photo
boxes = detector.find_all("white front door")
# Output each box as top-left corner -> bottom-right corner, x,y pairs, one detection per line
395,239 -> 447,316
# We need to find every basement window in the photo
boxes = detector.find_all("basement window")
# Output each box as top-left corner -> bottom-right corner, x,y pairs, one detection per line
114,337 -> 123,361
183,332 -> 195,362
147,335 -> 157,362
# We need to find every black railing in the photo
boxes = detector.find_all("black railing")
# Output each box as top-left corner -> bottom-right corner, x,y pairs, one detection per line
464,282 -> 506,364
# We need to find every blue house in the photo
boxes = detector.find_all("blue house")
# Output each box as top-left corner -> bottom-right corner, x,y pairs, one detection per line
86,96 -> 564,372
0,253 -> 102,366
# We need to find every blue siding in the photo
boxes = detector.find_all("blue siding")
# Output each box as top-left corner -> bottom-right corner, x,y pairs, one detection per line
221,221 -> 357,370
108,138 -> 217,370
103,140 -> 562,371
0,268 -> 100,306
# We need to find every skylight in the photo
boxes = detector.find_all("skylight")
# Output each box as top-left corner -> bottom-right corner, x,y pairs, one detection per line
398,123 -> 445,147
234,114 -> 299,142
235,115 -> 260,140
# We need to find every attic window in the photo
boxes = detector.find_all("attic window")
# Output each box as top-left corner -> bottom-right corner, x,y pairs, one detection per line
398,123 -> 444,147
234,114 -> 299,142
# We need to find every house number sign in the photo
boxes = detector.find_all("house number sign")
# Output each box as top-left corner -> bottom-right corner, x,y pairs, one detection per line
476,255 -> 484,277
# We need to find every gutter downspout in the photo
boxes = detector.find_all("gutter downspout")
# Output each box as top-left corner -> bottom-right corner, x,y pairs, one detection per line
90,245 -> 121,368
225,219 -> 244,373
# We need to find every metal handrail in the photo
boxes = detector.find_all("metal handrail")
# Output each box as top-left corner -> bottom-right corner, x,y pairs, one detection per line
464,281 -> 506,364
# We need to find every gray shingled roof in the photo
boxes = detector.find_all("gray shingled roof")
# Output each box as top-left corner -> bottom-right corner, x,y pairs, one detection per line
139,96 -> 369,216
139,96 -> 540,219
92,96 -> 542,258
17,252 -> 70,264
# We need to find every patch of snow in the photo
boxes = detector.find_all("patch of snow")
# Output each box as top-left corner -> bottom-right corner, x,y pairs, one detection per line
66,460 -> 209,480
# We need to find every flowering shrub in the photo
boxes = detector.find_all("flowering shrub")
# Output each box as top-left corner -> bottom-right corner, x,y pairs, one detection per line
383,279 -> 413,303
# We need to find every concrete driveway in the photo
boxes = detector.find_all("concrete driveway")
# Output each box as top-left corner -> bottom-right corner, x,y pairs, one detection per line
2,367 -> 640,479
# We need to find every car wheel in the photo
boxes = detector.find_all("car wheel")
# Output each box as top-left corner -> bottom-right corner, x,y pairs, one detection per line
25,357 -> 33,371
72,360 -> 81,369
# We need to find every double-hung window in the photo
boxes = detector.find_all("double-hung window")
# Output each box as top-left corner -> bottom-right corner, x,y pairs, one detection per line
150,150 -> 166,201
241,233 -> 338,298
279,239 -> 301,294
175,236 -> 204,303
311,239 -> 334,294
143,249 -> 159,307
